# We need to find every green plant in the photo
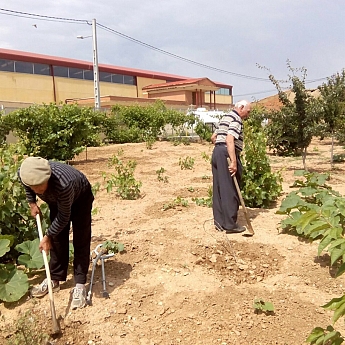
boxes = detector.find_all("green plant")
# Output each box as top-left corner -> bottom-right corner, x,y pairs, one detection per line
102,240 -> 124,254
194,119 -> 212,142
260,61 -> 319,168
277,170 -> 345,342
201,151 -> 211,164
187,186 -> 195,192
193,185 -> 213,208
253,298 -> 274,314
102,151 -> 142,200
333,153 -> 345,163
5,309 -> 50,345
163,196 -> 189,211
242,117 -> 282,208
179,156 -> 195,170
0,104 -> 105,161
307,325 -> 344,345
156,167 -> 169,183
0,144 -> 56,302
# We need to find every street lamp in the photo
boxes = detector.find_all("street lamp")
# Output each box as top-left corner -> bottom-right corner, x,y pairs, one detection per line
77,18 -> 100,110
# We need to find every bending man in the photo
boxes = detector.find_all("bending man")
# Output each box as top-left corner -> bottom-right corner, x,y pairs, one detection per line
19,157 -> 94,309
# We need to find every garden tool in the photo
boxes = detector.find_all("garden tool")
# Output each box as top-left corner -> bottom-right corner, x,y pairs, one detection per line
227,157 -> 255,236
87,243 -> 114,305
36,214 -> 61,335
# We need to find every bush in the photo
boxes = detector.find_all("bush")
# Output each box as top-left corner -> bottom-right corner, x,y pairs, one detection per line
0,103 -> 105,161
242,116 -> 283,208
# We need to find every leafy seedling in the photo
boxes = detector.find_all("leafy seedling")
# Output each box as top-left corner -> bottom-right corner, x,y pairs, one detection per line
253,298 -> 274,315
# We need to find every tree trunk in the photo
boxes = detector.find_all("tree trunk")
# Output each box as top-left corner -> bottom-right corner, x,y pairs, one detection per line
331,134 -> 334,169
302,147 -> 307,171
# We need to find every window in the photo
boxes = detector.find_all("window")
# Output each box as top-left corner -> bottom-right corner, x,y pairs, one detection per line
215,88 -> 231,96
124,75 -> 136,85
69,67 -> 83,79
0,59 -> 14,72
83,70 -> 93,81
53,66 -> 68,77
15,61 -> 33,74
99,71 -> 112,82
112,74 -> 123,84
34,63 -> 50,76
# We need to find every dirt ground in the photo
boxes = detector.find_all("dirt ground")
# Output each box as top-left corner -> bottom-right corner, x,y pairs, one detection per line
1,137 -> 345,345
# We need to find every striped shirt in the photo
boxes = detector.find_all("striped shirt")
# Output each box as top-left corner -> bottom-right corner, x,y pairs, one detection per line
215,110 -> 244,152
18,162 -> 90,237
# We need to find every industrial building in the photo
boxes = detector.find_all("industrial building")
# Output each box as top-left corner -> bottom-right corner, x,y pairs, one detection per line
0,48 -> 233,113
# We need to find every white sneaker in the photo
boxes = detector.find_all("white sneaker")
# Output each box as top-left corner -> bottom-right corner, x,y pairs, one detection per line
71,287 -> 86,309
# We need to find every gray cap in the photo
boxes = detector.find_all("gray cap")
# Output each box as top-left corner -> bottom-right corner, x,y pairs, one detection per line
20,157 -> 51,186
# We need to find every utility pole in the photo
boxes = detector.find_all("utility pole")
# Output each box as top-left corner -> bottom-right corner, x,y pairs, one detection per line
92,18 -> 100,110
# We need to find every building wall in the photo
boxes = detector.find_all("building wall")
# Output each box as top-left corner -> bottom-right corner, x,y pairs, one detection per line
137,76 -> 168,98
0,72 -> 54,103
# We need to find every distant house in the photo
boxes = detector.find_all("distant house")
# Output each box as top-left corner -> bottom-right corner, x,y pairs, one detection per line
0,48 -> 233,112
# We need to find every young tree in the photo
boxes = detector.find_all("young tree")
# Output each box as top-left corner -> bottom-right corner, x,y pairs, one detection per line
316,70 -> 345,167
264,61 -> 318,170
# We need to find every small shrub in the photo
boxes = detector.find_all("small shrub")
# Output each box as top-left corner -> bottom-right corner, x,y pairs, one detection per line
156,167 -> 169,183
179,156 -> 195,170
253,298 -> 274,314
163,196 -> 189,211
102,150 -> 142,200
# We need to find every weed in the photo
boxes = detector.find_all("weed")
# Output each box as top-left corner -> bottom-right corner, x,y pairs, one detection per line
253,298 -> 274,314
201,175 -> 211,180
193,185 -> 213,208
179,156 -> 195,170
6,310 -> 50,345
201,151 -> 211,163
187,186 -> 195,192
163,196 -> 189,210
102,150 -> 142,200
156,167 -> 169,183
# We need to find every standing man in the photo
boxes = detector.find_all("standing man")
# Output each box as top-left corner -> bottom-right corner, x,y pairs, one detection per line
18,157 -> 94,309
211,100 -> 251,234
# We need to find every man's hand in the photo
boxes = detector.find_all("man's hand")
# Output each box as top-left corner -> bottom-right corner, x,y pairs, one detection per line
228,161 -> 237,176
29,203 -> 41,217
39,235 -> 52,254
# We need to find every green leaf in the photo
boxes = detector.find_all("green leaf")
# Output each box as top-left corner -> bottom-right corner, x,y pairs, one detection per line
335,262 -> 345,278
322,296 -> 345,311
330,246 -> 345,266
0,239 -> 10,257
333,301 -> 345,324
306,327 -> 324,343
16,239 -> 44,269
0,267 -> 28,302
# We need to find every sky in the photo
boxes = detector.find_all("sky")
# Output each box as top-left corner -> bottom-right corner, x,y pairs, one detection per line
0,1 -> 344,103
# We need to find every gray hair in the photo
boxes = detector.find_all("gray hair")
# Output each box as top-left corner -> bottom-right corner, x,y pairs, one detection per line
234,100 -> 249,108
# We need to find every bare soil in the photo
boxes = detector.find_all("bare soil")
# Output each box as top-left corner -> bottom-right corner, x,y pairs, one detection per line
1,138 -> 345,345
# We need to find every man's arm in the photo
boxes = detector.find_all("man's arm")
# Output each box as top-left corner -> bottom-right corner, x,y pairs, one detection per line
211,132 -> 217,144
226,134 -> 237,176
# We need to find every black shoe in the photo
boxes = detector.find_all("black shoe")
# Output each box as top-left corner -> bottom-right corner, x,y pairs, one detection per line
224,226 -> 246,234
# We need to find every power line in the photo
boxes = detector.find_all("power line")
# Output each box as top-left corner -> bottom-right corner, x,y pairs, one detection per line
97,23 -> 271,82
0,7 -> 330,86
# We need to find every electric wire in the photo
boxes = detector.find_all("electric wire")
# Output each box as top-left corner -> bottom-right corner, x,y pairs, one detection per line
0,7 -> 331,92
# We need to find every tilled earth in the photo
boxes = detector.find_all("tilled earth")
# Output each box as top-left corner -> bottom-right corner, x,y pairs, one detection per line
1,138 -> 345,345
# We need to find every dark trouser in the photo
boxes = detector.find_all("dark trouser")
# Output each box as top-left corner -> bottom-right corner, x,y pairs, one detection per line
48,185 -> 94,285
212,144 -> 242,230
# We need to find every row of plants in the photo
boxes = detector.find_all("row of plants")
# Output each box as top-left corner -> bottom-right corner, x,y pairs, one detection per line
277,170 -> 345,344
0,100 -> 197,161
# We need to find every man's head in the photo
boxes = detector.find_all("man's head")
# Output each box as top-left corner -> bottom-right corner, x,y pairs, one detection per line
234,100 -> 251,119
20,157 -> 51,194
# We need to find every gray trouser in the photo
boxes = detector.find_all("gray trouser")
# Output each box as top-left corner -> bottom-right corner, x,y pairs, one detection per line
211,144 -> 242,230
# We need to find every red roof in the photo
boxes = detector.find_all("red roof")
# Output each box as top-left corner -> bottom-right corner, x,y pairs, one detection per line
0,48 -> 232,88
